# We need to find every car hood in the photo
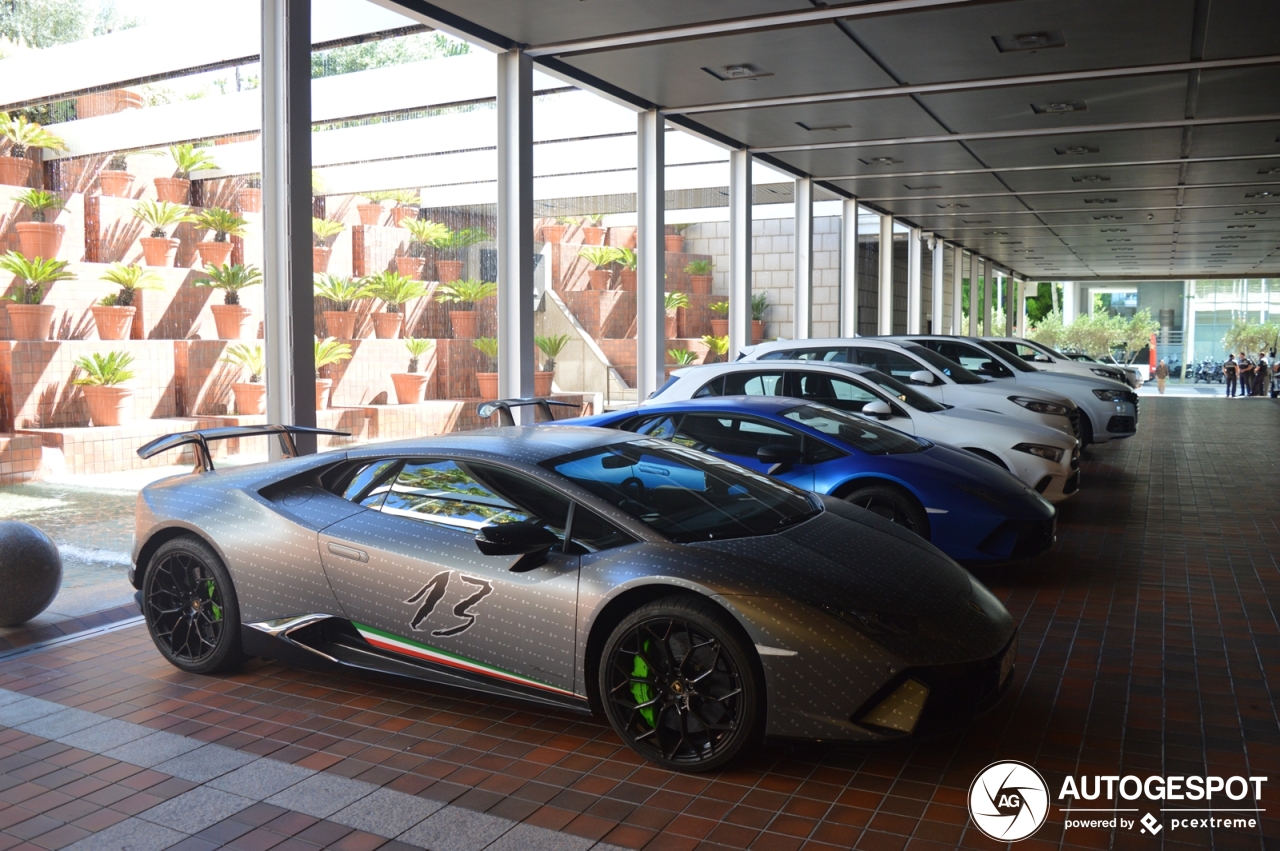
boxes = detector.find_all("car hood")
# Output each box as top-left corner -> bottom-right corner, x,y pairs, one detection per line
1011,370 -> 1130,394
686,497 -> 974,615
931,406 -> 1077,449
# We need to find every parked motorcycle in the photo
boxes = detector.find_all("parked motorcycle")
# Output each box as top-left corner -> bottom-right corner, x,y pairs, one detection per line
1194,359 -> 1223,384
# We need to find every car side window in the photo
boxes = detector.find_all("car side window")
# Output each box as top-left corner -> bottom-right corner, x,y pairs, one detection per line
850,347 -> 923,380
926,341 -> 1012,378
792,373 -> 880,413
724,371 -> 785,396
692,376 -> 724,397
343,459 -> 403,509
759,347 -> 848,362
678,414 -> 803,459
632,415 -> 680,439
381,459 -> 568,534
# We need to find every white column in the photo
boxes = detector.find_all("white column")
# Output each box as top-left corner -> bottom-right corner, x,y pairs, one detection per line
1019,279 -> 1029,335
951,247 -> 963,335
982,258 -> 993,336
635,110 -> 665,400
1063,280 -> 1077,323
906,227 -> 922,334
793,177 -> 813,340
1183,282 -> 1196,372
728,149 -> 752,359
967,252 -> 979,336
262,0 -> 316,456
840,197 -> 858,337
496,49 -> 535,405
878,213 -> 894,334
930,238 -> 944,334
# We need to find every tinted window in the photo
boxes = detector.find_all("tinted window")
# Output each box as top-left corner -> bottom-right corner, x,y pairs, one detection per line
899,344 -> 985,384
782,404 -> 927,455
632,415 -> 680,439
694,371 -> 786,398
850,347 -> 929,381
858,370 -> 946,413
915,340 -> 1014,378
382,460 -> 567,532
792,372 -> 881,413
543,440 -> 818,543
971,339 -> 1038,373
759,347 -> 848,362
343,459 -> 402,508
678,414 -> 803,458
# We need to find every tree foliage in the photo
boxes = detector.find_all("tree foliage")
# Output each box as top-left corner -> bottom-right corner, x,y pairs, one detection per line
1221,320 -> 1280,356
0,0 -> 135,52
311,32 -> 470,78
1028,308 -> 1159,362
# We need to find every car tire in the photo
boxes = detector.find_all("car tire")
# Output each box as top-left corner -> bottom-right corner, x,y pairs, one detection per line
599,595 -> 761,772
142,536 -> 246,675
843,483 -> 929,539
1078,413 -> 1094,449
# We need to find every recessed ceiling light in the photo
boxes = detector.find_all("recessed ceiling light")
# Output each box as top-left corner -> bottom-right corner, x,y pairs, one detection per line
1099,228 -> 1128,233
964,220 -> 992,224
1083,198 -> 1119,204
993,30 -> 1067,52
1000,240 -> 1023,244
1245,191 -> 1274,198
1072,175 -> 1110,183
1094,215 -> 1124,221
860,156 -> 901,166
1211,252 -> 1233,256
703,64 -> 773,81
904,184 -> 942,190
1236,209 -> 1268,215
1227,224 -> 1256,229
1112,247 -> 1134,251
1106,238 -> 1132,242
1026,255 -> 1045,259
1220,235 -> 1247,239
1258,167 -> 1280,175
938,203 -> 970,209
796,121 -> 852,132
1032,101 -> 1087,115
1056,145 -> 1100,156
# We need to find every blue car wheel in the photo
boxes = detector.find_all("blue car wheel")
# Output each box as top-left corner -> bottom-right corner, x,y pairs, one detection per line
842,483 -> 928,538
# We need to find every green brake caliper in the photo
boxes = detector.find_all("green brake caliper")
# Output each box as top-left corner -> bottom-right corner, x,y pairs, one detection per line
204,580 -> 223,622
631,640 -> 655,726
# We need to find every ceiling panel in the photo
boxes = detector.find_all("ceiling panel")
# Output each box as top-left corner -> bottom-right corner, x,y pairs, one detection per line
965,128 -> 1185,169
877,195 -> 1033,221
1184,158 -> 1280,184
1196,67 -> 1280,119
1187,121 -> 1280,157
1202,0 -> 1280,60
1184,184 -> 1280,206
1176,218 -> 1280,234
768,141 -> 984,179
1037,207 -> 1179,226
1178,203 -> 1280,222
1021,188 -> 1179,211
999,163 -> 1183,193
835,171 -> 1011,199
693,97 -> 942,149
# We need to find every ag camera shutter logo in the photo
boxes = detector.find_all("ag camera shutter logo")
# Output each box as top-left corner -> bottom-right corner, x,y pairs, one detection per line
969,761 -> 1050,841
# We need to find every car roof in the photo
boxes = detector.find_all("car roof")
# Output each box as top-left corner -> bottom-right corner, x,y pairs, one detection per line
345,424 -> 635,464
673,361 -> 878,379
740,337 -> 918,355
628,395 -> 807,415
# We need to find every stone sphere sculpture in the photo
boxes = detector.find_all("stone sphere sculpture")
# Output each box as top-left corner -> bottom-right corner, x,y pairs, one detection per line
0,521 -> 62,627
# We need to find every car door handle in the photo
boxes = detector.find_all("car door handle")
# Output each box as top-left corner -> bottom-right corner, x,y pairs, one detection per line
326,543 -> 368,563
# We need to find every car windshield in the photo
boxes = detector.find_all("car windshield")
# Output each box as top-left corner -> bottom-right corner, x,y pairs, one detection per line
1029,341 -> 1071,360
1066,353 -> 1095,362
972,339 -> 1039,373
857,369 -> 947,412
900,344 -> 986,384
542,439 -> 818,543
782,404 -> 927,455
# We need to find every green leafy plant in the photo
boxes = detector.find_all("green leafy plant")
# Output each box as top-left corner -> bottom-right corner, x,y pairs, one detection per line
131,200 -> 194,238
702,334 -> 729,362
404,338 -> 434,373
313,274 -> 373,311
312,217 -> 346,247
668,348 -> 699,366
709,300 -> 729,316
2,114 -> 67,156
578,246 -> 622,269
684,259 -> 712,276
432,227 -> 488,258
435,278 -> 497,309
361,190 -> 399,204
536,334 -> 570,372
616,247 -> 638,271
194,207 -> 248,242
168,143 -> 218,179
665,291 -> 689,313
100,263 -> 162,307
401,218 -> 450,258
0,252 -> 74,304
220,343 -> 265,383
389,189 -> 420,207
583,213 -> 605,227
15,189 -> 63,222
314,336 -> 353,375
107,153 -> 129,171
194,263 -> 263,305
243,175 -> 261,189
71,351 -> 135,386
751,292 -> 768,321
364,270 -> 426,313
473,336 -> 499,370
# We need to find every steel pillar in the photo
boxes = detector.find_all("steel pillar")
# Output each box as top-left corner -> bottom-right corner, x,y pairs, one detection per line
877,214 -> 893,334
906,227 -> 922,334
951,247 -> 963,335
496,50 -> 535,408
931,238 -> 944,334
728,148 -> 752,359
840,197 -> 858,337
967,252 -> 979,336
636,110 -> 665,399
982,258 -> 993,336
793,177 -> 812,339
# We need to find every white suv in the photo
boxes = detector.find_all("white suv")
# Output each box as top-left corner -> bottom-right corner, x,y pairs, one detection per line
985,337 -> 1142,388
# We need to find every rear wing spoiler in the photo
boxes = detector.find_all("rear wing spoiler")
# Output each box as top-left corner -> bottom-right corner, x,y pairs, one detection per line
477,398 -> 579,427
137,425 -> 349,472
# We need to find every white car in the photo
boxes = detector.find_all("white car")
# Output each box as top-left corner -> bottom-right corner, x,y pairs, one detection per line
650,360 -> 1082,502
738,337 -> 1083,441
985,337 -> 1143,388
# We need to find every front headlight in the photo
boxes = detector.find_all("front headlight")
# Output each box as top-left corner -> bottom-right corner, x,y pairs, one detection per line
1013,443 -> 1063,463
814,602 -> 917,637
1008,396 -> 1070,416
1092,388 -> 1128,402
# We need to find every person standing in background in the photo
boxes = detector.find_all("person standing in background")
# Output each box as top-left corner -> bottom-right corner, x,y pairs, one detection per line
1239,352 -> 1253,397
1255,351 -> 1269,397
1156,359 -> 1169,394
1224,353 -> 1238,397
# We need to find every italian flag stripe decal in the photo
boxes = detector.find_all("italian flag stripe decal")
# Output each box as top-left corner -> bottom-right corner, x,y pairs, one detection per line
353,623 -> 577,697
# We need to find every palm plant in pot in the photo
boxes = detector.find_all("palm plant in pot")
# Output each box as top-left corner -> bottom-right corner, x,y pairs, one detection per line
314,336 -> 353,409
540,216 -> 570,245
685,258 -> 713,294
132,200 -> 194,267
157,143 -> 217,203
219,343 -> 266,415
94,263 -> 162,341
364,270 -> 426,338
1,115 -> 66,186
709,300 -> 729,337
615,247 -> 638,291
194,263 -> 263,339
702,334 -> 729,364
236,176 -> 262,213
356,191 -> 390,227
751,291 -> 769,343
388,190 -> 420,226
314,274 -> 373,339
100,152 -> 135,197
535,334 -> 570,396
0,252 -> 73,340
14,189 -> 65,259
665,224 -> 687,254
398,218 -> 449,279
392,338 -> 434,404
578,246 -> 620,290
431,227 -> 487,283
193,207 -> 248,268
580,214 -> 607,246
667,347 -> 698,377
473,336 -> 499,400
73,351 -> 136,427
435,278 -> 497,339
312,217 -> 346,274
664,291 -> 689,339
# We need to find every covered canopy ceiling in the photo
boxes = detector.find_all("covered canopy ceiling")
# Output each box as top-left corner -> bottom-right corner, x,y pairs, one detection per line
394,0 -> 1280,281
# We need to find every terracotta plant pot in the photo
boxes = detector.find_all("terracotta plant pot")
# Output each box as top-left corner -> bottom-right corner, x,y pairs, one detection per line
451,309 -> 478,339
312,246 -> 332,274
587,269 -> 612,290
390,207 -> 417,226
710,318 -> 729,337
91,305 -> 136,341
689,274 -> 713,294
396,256 -> 425,279
76,90 -> 143,117
436,259 -> 463,283
476,372 -> 499,400
665,234 -> 684,253
236,187 -> 262,213
357,204 -> 384,226
0,156 -> 32,186
154,177 -> 191,203
391,373 -> 429,405
617,270 -> 636,292
324,310 -> 356,339
316,378 -> 333,410
195,241 -> 233,268
16,222 -> 64,260
81,385 -> 134,427
140,236 -> 179,267
752,319 -> 765,344
231,382 -> 266,415
541,224 -> 565,244
373,312 -> 403,339
534,371 -> 554,397
99,171 -> 135,198
210,304 -> 254,339
665,314 -> 677,339
581,226 -> 605,246
5,304 -> 55,340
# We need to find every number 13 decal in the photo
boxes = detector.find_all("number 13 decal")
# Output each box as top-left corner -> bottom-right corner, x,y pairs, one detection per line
405,570 -> 494,638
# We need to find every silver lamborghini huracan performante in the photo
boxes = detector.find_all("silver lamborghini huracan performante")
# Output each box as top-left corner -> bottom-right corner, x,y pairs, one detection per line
131,419 -> 1017,771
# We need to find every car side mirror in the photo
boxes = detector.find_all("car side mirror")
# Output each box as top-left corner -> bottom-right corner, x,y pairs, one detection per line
757,444 -> 802,475
862,400 -> 893,420
475,522 -> 559,560
909,370 -> 934,385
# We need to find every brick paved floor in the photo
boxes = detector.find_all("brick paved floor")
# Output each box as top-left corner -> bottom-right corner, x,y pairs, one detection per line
0,397 -> 1276,850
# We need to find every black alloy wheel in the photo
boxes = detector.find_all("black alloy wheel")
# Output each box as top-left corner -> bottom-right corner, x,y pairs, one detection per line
844,484 -> 928,538
600,596 -> 760,772
142,536 -> 245,674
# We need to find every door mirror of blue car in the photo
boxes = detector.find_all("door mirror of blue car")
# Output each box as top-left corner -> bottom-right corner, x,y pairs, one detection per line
757,444 -> 803,475
475,521 -> 560,560
909,370 -> 935,385
862,400 -> 893,420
